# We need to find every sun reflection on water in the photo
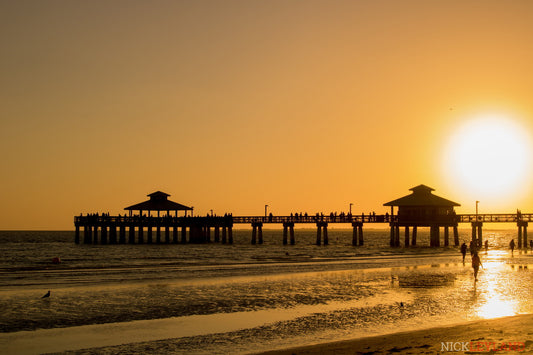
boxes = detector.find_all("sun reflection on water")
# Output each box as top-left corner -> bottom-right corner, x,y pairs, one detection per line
474,259 -> 519,319
477,296 -> 516,319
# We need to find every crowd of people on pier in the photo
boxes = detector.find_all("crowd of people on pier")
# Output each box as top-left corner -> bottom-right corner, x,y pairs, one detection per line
263,211 -> 390,223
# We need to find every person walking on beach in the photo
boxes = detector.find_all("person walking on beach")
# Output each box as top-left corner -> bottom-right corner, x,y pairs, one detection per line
472,251 -> 482,281
460,242 -> 467,264
469,240 -> 476,255
484,240 -> 488,253
510,239 -> 516,254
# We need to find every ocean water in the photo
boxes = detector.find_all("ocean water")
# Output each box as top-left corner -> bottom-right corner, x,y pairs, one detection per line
1,227 -> 533,354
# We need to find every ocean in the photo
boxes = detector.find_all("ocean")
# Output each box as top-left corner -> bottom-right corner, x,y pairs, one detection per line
1,227 -> 533,354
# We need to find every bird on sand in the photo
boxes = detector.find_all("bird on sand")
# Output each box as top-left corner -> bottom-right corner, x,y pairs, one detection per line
41,290 -> 51,298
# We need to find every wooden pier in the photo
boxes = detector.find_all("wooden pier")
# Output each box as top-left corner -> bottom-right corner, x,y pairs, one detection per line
73,187 -> 533,248
74,212 -> 533,248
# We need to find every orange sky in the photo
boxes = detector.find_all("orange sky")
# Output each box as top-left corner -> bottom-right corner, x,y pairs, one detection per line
2,0 -> 533,229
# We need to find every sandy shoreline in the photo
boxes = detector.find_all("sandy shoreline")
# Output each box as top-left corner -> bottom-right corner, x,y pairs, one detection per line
255,314 -> 533,354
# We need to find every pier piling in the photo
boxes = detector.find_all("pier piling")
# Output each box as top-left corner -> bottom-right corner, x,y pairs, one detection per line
138,226 -> 144,244
181,226 -> 187,243
101,225 -> 108,244
110,225 -> 117,244
316,223 -> 322,246
147,225 -> 153,244
517,221 -> 528,248
251,224 -> 257,245
522,222 -> 527,249
289,223 -> 295,245
214,226 -> 220,243
172,226 -> 178,244
128,225 -> 135,244
93,226 -> 98,244
119,225 -> 126,244
228,226 -> 233,244
165,226 -> 170,243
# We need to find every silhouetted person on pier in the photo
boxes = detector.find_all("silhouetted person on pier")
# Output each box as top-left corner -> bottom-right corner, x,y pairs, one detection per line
510,239 -> 516,254
472,252 -> 482,281
460,242 -> 467,264
42,290 -> 51,299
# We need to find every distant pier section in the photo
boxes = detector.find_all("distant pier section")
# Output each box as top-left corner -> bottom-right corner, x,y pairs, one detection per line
74,186 -> 533,248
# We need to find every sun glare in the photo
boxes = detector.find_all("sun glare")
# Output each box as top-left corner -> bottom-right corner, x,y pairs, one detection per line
444,114 -> 532,202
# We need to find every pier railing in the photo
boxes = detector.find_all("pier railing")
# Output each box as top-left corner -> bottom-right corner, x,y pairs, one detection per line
458,213 -> 533,223
231,215 -> 391,224
75,213 -> 533,226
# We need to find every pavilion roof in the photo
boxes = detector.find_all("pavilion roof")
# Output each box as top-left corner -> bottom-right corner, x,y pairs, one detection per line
124,191 -> 192,211
383,184 -> 461,207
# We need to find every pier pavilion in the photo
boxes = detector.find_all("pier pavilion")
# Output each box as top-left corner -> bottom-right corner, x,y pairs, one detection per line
384,184 -> 461,247
124,191 -> 193,217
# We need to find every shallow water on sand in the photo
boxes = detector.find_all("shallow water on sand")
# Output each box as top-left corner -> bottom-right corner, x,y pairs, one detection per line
1,229 -> 533,354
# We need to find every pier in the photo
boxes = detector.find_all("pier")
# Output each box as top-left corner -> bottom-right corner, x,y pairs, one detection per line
74,186 -> 533,248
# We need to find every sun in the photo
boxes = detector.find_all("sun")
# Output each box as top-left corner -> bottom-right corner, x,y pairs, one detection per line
443,114 -> 532,203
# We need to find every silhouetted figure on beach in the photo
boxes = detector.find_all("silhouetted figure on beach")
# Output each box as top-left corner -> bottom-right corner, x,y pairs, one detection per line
472,252 -> 482,281
42,290 -> 51,299
460,242 -> 467,264
510,239 -> 516,254
530,240 -> 533,251
469,240 -> 476,255
484,240 -> 488,253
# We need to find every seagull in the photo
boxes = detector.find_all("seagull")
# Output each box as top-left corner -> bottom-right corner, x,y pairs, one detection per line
41,290 -> 51,299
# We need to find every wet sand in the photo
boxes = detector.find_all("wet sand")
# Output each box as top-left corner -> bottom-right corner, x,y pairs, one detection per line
2,236 -> 533,354
257,314 -> 533,354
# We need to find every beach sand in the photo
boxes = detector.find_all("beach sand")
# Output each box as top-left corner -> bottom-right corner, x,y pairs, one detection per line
256,314 -> 533,354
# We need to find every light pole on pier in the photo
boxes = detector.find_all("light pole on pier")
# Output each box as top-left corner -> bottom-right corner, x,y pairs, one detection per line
476,200 -> 479,220
349,203 -> 353,215
265,204 -> 269,217
210,209 -> 213,217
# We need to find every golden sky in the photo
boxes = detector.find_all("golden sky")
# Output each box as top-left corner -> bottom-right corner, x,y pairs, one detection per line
2,0 -> 533,229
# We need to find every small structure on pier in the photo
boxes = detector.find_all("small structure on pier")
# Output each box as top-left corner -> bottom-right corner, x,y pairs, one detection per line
384,185 -> 461,247
124,191 -> 192,217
